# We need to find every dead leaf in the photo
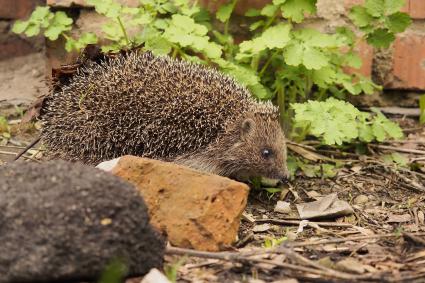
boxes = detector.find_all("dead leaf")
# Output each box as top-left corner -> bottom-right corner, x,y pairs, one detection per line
296,193 -> 354,220
335,258 -> 367,274
387,214 -> 412,223
274,201 -> 291,214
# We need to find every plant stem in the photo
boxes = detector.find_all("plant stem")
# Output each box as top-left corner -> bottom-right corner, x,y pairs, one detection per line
117,16 -> 130,46
224,0 -> 239,36
277,83 -> 286,129
250,54 -> 261,72
263,9 -> 279,31
259,53 -> 275,78
171,47 -> 179,58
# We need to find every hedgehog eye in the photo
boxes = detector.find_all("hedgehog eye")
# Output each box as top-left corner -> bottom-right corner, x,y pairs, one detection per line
261,148 -> 272,159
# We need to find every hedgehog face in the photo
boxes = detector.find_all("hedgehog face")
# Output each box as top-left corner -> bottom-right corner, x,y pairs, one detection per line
222,115 -> 289,181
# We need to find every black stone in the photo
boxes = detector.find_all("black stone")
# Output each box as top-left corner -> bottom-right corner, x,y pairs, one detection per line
0,160 -> 165,283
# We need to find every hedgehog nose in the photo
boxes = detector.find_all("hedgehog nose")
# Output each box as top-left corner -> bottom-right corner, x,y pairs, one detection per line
278,166 -> 290,182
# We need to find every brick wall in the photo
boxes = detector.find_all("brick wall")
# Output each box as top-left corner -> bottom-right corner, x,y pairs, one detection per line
344,0 -> 425,90
0,0 -> 45,60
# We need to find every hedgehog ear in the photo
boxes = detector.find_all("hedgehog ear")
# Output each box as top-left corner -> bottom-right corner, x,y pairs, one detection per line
240,118 -> 256,139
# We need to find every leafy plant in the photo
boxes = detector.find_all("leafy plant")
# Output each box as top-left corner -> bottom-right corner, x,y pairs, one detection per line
381,152 -> 409,167
12,6 -> 97,52
12,0 -> 409,145
97,259 -> 128,283
0,116 -> 11,140
291,98 -> 403,145
164,257 -> 186,283
263,236 -> 287,248
287,155 -> 340,179
349,0 -> 412,48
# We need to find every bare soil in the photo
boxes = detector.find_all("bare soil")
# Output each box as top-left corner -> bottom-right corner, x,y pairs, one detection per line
0,52 -> 48,105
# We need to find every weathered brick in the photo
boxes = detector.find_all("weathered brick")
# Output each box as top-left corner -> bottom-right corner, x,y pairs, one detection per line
0,0 -> 44,20
47,0 -> 139,7
409,0 -> 425,19
0,37 -> 38,60
389,32 -> 425,90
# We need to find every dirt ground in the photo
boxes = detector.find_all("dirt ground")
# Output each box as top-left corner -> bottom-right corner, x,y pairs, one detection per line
0,53 -> 424,283
0,52 -> 48,105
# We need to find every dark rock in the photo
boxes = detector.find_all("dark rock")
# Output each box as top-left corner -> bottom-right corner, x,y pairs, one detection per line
0,160 -> 165,283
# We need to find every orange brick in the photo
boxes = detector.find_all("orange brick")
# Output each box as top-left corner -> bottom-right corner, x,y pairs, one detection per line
409,0 -> 425,19
0,0 -> 43,19
390,33 -> 425,90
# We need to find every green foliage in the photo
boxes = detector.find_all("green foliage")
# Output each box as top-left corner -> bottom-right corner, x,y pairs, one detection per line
349,0 -> 411,48
381,152 -> 409,167
164,257 -> 186,283
287,155 -> 339,178
0,116 -> 10,140
291,98 -> 403,145
13,0 -> 409,146
98,259 -> 128,283
263,236 -> 287,248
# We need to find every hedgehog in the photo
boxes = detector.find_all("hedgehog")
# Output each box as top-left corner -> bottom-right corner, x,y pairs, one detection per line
41,51 -> 289,180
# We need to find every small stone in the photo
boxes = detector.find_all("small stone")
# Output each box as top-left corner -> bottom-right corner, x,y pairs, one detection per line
0,160 -> 165,283
106,155 -> 249,252
274,201 -> 291,214
253,223 -> 271,232
353,194 -> 369,205
141,268 -> 171,283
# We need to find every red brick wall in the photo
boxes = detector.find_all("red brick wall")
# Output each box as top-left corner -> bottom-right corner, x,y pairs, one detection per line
0,0 -> 45,60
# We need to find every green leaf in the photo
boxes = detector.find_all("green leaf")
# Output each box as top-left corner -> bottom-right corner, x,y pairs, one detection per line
365,0 -> 385,17
386,12 -> 411,33
145,36 -> 172,55
44,26 -> 64,40
349,6 -> 374,27
31,6 -> 51,21
281,0 -> 316,23
345,52 -> 362,69
302,47 -> 328,70
371,108 -> 404,141
261,4 -> 278,17
249,20 -> 264,31
366,28 -> 395,48
216,3 -> 233,23
202,42 -> 222,59
261,24 -> 291,49
245,8 -> 261,17
283,44 -> 303,66
312,67 -> 336,88
12,20 -> 29,34
384,0 -> 406,14
79,32 -> 98,44
25,24 -> 40,37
